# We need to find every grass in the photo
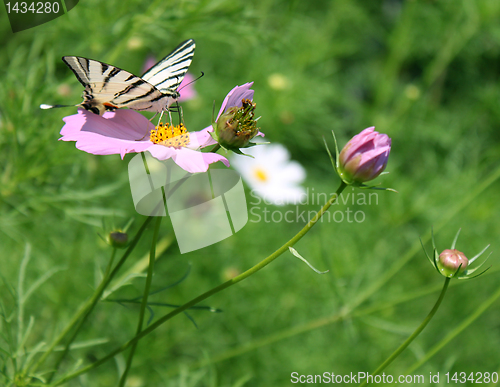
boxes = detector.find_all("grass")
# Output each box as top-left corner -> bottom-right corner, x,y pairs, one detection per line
1,0 -> 500,385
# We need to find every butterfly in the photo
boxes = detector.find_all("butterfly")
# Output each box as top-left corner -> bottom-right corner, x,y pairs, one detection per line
41,39 -> 195,115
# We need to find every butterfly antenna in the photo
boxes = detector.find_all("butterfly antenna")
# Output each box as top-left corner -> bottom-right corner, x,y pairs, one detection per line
178,71 -> 204,93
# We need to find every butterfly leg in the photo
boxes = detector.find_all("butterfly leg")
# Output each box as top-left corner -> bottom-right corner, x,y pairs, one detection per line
136,111 -> 161,141
149,111 -> 159,122
173,101 -> 183,124
167,109 -> 173,126
159,110 -> 165,124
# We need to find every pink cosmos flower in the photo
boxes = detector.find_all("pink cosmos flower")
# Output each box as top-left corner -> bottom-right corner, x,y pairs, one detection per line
338,127 -> 391,184
58,84 -> 261,173
59,109 -> 228,173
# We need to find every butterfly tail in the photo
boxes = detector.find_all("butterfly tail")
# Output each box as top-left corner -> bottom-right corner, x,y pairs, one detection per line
40,103 -> 79,110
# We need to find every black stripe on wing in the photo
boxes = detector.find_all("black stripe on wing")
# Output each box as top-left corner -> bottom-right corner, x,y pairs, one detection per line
112,79 -> 150,99
114,84 -> 158,104
61,39 -> 195,114
62,56 -> 91,86
141,39 -> 195,93
63,56 -> 156,104
102,66 -> 120,85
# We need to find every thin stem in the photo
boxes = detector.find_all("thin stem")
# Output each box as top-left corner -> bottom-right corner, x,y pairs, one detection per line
405,280 -> 500,374
351,163 -> 500,313
51,182 -> 347,386
17,244 -> 31,359
46,248 -> 117,383
166,279 -> 458,375
358,277 -> 451,387
209,143 -> 221,153
31,216 -> 153,375
118,216 -> 162,386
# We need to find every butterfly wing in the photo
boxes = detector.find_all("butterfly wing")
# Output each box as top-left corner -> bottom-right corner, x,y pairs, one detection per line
142,39 -> 195,96
62,56 -> 166,115
52,39 -> 195,115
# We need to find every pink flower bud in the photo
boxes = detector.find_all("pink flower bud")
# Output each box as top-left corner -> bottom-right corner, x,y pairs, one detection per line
437,249 -> 469,277
338,127 -> 391,184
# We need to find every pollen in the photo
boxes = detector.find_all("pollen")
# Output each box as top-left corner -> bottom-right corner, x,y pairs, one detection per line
150,123 -> 190,148
253,167 -> 268,182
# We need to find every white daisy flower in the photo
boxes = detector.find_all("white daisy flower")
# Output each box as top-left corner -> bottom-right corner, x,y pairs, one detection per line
231,144 -> 306,205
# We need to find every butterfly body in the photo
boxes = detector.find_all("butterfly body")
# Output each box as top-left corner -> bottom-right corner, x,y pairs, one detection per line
41,39 -> 195,115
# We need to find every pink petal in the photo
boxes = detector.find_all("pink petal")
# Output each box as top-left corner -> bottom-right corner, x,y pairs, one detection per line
340,127 -> 378,162
339,126 -> 391,183
59,109 -> 228,172
217,82 -> 255,120
146,146 -> 229,173
174,148 -> 230,173
60,109 -> 154,159
195,125 -> 218,146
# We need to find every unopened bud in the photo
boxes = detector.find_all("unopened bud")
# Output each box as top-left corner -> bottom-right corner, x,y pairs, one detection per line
214,99 -> 259,150
108,231 -> 128,248
338,127 -> 391,185
437,249 -> 468,277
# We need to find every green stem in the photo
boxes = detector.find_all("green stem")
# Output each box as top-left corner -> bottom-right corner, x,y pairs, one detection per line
31,216 -> 153,375
405,280 -> 500,374
46,248 -> 117,383
209,143 -> 221,153
358,277 -> 450,387
118,216 -> 162,386
51,182 -> 347,386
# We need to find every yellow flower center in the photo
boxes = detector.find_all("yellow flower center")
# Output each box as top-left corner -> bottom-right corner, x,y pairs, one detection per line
150,123 -> 190,148
253,167 -> 268,182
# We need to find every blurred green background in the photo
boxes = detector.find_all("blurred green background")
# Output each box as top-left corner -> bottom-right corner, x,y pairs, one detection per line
1,0 -> 500,385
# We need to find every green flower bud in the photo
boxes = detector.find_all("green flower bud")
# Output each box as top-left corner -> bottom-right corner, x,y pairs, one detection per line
108,231 -> 128,248
214,99 -> 260,151
437,249 -> 468,277
424,229 -> 490,280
